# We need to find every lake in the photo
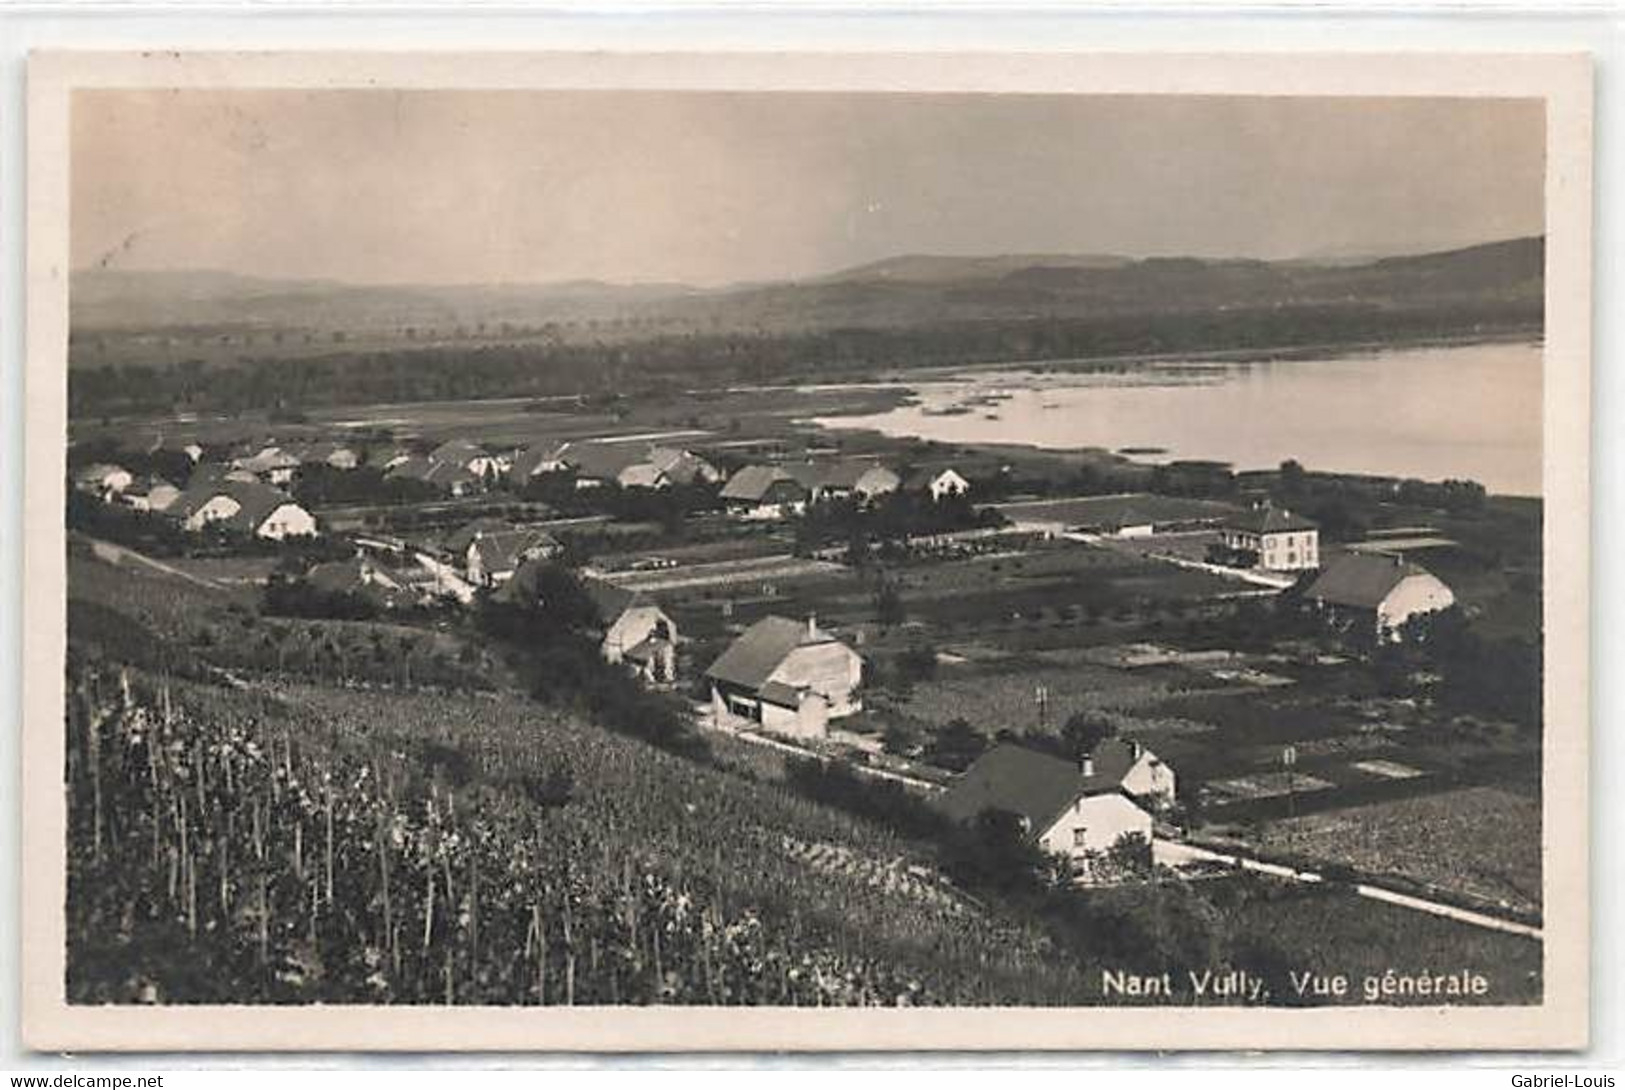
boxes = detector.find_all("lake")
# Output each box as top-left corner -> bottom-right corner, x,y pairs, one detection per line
810,341 -> 1543,497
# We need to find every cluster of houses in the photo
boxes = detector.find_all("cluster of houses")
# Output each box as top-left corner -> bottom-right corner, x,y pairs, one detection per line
507,440 -> 723,492
718,460 -> 969,520
75,457 -> 319,541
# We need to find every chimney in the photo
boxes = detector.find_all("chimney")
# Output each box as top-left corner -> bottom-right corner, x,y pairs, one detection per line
807,613 -> 818,640
1081,755 -> 1095,778
1131,740 -> 1144,760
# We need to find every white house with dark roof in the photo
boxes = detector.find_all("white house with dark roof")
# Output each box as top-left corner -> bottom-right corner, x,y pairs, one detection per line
1306,552 -> 1456,640
936,739 -> 1171,878
582,577 -> 680,684
167,479 -> 316,539
906,467 -> 972,502
719,465 -> 810,520
429,438 -> 505,480
386,455 -> 481,497
73,463 -> 134,501
464,528 -> 562,588
705,615 -> 863,739
1219,502 -> 1320,571
117,474 -> 182,513
785,461 -> 901,505
231,445 -> 303,486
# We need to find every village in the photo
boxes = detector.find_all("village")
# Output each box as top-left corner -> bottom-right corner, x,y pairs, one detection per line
65,396 -> 1541,906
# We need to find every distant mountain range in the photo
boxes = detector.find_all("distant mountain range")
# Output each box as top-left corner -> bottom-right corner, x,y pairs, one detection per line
71,237 -> 1543,342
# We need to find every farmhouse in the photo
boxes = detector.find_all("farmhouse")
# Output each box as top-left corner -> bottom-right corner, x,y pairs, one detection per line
935,743 -> 1158,877
231,445 -> 302,486
117,474 -> 182,513
429,438 -> 505,480
221,482 -> 319,540
553,441 -> 650,488
291,440 -> 362,470
706,615 -> 864,739
441,517 -> 515,557
1306,553 -> 1456,641
785,461 -> 901,504
1219,503 -> 1320,571
386,456 -> 481,497
647,447 -> 722,487
464,529 -> 562,588
906,467 -> 972,501
73,463 -> 134,500
583,577 -> 679,684
719,465 -> 810,520
166,480 -> 316,538
168,482 -> 243,530
508,442 -> 572,486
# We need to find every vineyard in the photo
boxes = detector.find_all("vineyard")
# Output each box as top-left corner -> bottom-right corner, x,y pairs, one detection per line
66,652 -> 1093,1006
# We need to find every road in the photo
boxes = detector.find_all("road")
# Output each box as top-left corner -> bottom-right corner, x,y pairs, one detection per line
1154,839 -> 1542,941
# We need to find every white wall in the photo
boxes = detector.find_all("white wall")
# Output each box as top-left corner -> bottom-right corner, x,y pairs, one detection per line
1379,574 -> 1456,634
1038,792 -> 1152,863
771,641 -> 863,718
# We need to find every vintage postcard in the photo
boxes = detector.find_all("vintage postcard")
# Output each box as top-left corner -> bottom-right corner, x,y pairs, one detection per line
22,50 -> 1592,1051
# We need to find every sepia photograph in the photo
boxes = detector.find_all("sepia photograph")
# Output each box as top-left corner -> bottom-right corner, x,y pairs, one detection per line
21,50 -> 1592,1052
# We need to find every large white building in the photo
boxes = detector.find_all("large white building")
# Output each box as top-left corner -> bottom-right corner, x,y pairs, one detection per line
1219,503 -> 1320,571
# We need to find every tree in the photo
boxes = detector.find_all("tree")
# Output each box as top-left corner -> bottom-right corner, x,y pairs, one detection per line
1061,711 -> 1117,760
874,579 -> 907,630
925,717 -> 988,772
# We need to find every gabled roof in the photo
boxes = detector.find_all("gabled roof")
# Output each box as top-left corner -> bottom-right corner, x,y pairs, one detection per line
581,576 -> 641,624
1307,553 -> 1438,610
785,460 -> 899,492
935,744 -> 1086,833
720,464 -> 803,503
648,447 -> 717,486
935,741 -> 1145,834
618,462 -> 667,489
1224,503 -> 1319,535
509,443 -> 568,481
234,446 -> 302,473
220,481 -> 301,534
429,438 -> 489,468
75,462 -> 129,485
168,479 -> 239,520
442,517 -> 512,556
559,441 -> 650,482
387,457 -> 478,489
904,466 -> 967,490
705,615 -> 831,691
470,529 -> 558,575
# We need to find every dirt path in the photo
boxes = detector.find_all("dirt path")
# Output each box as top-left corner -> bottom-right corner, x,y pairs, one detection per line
87,538 -> 228,592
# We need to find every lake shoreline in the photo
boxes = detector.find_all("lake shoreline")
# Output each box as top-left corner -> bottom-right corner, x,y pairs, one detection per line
800,336 -> 1543,500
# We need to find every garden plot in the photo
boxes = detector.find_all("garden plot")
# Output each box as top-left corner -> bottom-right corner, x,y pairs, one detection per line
1206,771 -> 1336,802
1255,787 -> 1542,916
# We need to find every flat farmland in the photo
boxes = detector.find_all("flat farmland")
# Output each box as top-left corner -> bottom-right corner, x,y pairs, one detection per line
1253,786 -> 1542,916
900,658 -> 1228,736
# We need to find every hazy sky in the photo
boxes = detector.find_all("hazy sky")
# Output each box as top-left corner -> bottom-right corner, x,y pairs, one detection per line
71,89 -> 1545,286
